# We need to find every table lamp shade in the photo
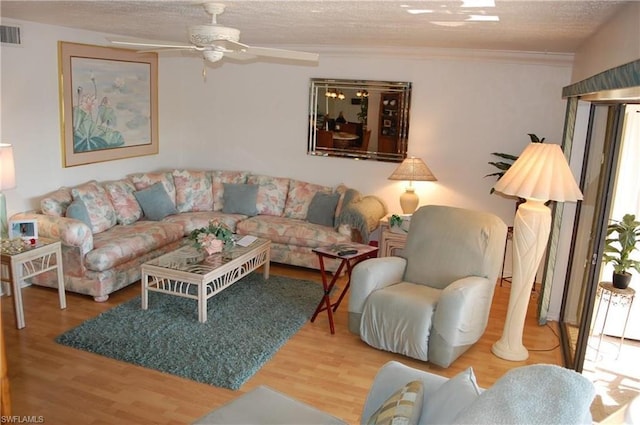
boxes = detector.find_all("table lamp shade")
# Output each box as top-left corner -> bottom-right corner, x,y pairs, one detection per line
0,144 -> 16,190
388,157 -> 437,183
388,157 -> 437,214
493,143 -> 583,202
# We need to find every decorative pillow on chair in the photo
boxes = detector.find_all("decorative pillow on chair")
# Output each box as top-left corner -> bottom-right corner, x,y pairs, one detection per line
103,179 -> 142,225
307,192 -> 341,227
366,380 -> 423,425
65,200 -> 92,228
71,181 -> 117,234
283,180 -> 332,219
129,171 -> 177,207
421,367 -> 481,424
40,187 -> 73,217
246,174 -> 290,216
222,183 -> 258,216
173,169 -> 214,212
134,182 -> 179,221
212,170 -> 249,211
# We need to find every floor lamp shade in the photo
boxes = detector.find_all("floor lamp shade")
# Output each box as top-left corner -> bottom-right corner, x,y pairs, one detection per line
0,143 -> 16,239
388,157 -> 437,214
491,143 -> 582,361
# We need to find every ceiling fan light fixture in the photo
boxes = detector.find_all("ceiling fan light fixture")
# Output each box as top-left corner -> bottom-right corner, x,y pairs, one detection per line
189,25 -> 240,46
203,50 -> 224,63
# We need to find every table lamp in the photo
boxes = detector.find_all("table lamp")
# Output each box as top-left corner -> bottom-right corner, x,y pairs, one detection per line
0,143 -> 16,239
388,156 -> 437,214
491,142 -> 583,361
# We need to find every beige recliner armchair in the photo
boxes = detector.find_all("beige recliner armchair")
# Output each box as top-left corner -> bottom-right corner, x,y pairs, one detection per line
348,205 -> 507,367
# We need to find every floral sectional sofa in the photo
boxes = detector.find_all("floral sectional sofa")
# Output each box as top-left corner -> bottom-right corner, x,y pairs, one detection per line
12,170 -> 386,302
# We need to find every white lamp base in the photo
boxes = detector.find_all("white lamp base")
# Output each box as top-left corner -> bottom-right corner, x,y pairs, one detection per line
0,192 -> 8,239
491,199 -> 551,361
399,188 -> 419,214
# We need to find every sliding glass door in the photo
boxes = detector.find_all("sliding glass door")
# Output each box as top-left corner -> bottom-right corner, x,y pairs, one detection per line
560,103 -> 625,372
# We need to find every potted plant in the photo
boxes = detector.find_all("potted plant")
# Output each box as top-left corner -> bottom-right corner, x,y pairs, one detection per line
486,133 -> 545,193
389,214 -> 410,234
188,220 -> 234,255
603,214 -> 640,289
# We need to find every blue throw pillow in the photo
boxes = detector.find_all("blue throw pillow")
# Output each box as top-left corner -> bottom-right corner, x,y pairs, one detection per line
133,182 -> 178,221
66,200 -> 92,228
222,183 -> 258,216
307,192 -> 340,227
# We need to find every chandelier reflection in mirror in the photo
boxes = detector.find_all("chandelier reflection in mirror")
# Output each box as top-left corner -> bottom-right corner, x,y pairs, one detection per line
308,78 -> 412,163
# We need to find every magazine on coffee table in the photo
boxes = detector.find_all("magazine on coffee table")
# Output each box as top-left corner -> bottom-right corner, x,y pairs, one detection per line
313,242 -> 378,259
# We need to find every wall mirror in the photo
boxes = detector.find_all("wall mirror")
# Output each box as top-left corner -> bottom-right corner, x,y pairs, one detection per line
308,78 -> 412,162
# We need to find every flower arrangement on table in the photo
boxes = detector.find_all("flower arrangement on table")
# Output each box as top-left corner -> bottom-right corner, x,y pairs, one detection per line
188,220 -> 234,255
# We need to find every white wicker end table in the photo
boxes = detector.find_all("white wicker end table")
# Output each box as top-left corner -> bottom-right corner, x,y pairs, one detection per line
141,238 -> 270,323
1,238 -> 66,329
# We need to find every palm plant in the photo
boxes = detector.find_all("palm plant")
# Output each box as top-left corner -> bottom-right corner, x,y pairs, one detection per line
486,133 -> 545,193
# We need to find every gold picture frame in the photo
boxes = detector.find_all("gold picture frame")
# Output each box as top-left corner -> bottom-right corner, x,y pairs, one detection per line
58,42 -> 158,167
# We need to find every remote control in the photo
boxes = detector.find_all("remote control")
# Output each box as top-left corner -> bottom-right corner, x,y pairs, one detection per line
338,249 -> 358,256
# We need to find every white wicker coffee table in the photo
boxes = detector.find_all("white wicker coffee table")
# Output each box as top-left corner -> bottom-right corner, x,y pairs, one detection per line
141,238 -> 270,323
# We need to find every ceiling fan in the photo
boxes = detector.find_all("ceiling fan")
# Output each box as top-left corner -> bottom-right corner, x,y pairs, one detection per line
108,2 -> 319,64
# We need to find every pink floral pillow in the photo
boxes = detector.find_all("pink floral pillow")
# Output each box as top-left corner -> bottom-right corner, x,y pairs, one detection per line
40,187 -> 73,217
71,181 -> 117,234
212,170 -> 248,211
129,171 -> 177,206
246,174 -> 290,216
173,169 -> 213,213
284,180 -> 332,219
103,179 -> 142,225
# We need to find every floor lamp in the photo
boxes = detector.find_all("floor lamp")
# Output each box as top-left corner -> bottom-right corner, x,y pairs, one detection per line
0,144 -> 16,239
491,143 -> 583,361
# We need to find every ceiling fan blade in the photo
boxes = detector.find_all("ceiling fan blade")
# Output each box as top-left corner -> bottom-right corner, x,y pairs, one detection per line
107,36 -> 195,50
137,47 -> 200,53
223,50 -> 257,61
243,46 -> 319,62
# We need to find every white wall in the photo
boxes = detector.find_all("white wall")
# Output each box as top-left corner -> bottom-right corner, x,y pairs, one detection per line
1,19 -> 573,230
571,2 -> 640,83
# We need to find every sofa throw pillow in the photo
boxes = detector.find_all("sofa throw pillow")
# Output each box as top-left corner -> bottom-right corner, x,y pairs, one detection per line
222,183 -> 258,216
129,171 -> 177,207
173,169 -> 214,213
40,187 -> 73,217
366,380 -> 423,425
71,181 -> 117,234
246,174 -> 290,216
65,200 -> 92,228
134,182 -> 179,221
307,192 -> 341,227
283,180 -> 333,219
422,367 -> 481,424
103,179 -> 142,225
212,170 -> 249,211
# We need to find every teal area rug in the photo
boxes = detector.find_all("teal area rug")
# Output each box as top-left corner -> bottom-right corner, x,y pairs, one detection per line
56,274 -> 323,390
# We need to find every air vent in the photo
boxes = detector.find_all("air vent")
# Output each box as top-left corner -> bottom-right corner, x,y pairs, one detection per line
1,25 -> 22,45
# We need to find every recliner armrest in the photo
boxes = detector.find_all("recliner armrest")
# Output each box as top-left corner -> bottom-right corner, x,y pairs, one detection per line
347,257 -> 406,334
432,276 -> 495,346
348,257 -> 406,315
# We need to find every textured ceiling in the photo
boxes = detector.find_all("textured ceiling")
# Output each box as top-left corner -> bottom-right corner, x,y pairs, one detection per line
0,0 -> 632,53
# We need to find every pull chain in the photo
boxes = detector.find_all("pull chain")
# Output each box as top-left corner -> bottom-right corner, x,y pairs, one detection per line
202,59 -> 207,82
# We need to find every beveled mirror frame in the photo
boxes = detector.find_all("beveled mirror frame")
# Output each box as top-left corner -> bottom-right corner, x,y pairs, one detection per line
308,78 -> 412,162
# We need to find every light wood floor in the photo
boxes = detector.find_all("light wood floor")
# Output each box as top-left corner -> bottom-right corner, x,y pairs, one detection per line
1,265 -> 562,424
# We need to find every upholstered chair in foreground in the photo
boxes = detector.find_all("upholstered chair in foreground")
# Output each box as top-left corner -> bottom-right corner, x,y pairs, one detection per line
348,205 -> 507,367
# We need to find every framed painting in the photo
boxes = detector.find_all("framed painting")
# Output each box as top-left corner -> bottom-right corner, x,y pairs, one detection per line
58,42 -> 158,167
